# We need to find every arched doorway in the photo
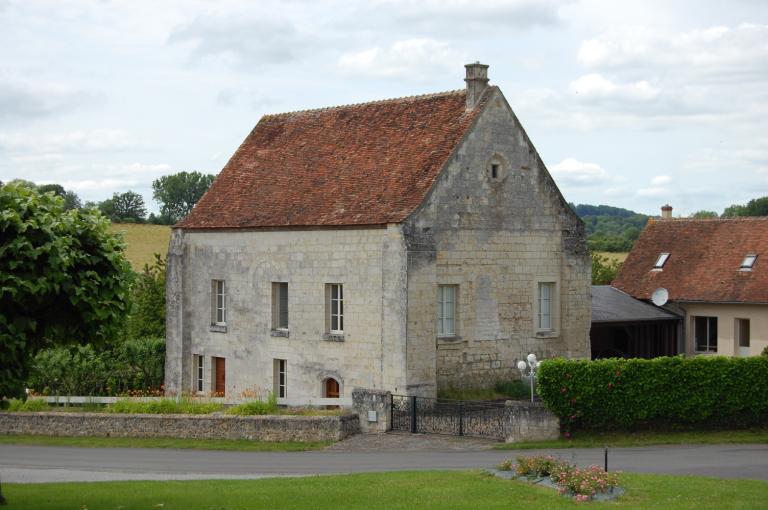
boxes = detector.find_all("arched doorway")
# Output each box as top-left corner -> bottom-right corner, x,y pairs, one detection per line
324,378 -> 340,398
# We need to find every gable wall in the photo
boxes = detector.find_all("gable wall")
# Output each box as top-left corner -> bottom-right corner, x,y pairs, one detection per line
164,226 -> 408,401
403,89 -> 591,397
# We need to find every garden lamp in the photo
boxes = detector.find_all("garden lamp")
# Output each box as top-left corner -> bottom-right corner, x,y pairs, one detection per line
518,353 -> 541,403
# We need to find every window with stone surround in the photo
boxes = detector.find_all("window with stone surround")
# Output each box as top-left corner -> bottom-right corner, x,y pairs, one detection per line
327,283 -> 344,334
194,354 -> 204,394
272,282 -> 289,330
437,284 -> 458,337
538,282 -> 554,330
211,279 -> 226,326
273,359 -> 287,398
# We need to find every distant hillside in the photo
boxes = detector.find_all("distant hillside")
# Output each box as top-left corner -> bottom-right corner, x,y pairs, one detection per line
570,203 -> 650,252
108,223 -> 171,271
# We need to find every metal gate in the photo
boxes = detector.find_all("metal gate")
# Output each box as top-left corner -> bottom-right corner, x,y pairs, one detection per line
390,395 -> 506,439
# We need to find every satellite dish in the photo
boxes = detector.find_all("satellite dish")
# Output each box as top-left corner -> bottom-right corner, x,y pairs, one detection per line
651,288 -> 669,306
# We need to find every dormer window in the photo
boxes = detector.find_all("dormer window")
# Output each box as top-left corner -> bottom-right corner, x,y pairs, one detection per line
653,252 -> 670,269
740,254 -> 757,271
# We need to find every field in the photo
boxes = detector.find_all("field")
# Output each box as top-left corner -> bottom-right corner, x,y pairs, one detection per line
108,223 -> 171,271
596,251 -> 629,263
5,471 -> 768,509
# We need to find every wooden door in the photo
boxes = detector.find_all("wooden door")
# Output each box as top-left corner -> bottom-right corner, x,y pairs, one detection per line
214,357 -> 226,396
325,378 -> 339,398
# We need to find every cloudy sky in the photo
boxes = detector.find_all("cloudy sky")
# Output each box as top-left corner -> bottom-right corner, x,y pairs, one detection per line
1,0 -> 766,216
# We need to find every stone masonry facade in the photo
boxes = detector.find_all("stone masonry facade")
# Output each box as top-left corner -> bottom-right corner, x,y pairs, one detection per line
165,64 -> 591,402
403,88 -> 591,396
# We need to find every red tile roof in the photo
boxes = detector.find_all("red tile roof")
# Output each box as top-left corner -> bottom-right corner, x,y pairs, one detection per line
178,89 -> 490,229
612,218 -> 768,304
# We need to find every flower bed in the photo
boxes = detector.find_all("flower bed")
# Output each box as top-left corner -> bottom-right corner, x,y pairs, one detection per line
496,454 -> 622,502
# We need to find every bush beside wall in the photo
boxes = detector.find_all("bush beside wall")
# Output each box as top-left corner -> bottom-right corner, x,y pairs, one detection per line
538,356 -> 768,431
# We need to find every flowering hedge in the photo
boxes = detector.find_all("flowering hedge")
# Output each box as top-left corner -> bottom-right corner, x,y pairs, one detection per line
537,356 -> 768,431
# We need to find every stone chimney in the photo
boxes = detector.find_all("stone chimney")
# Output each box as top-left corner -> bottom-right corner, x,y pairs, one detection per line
465,62 -> 489,110
661,204 -> 673,219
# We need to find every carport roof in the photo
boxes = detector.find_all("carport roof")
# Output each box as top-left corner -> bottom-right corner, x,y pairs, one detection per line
592,285 -> 680,324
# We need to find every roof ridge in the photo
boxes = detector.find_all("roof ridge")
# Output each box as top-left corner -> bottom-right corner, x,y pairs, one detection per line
653,217 -> 768,223
261,89 -> 465,118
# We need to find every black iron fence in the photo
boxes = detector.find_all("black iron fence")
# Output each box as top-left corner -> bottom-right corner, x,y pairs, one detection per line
390,394 -> 507,439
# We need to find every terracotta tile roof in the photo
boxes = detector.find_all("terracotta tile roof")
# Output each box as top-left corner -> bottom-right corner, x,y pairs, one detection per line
178,89 -> 490,229
612,217 -> 768,304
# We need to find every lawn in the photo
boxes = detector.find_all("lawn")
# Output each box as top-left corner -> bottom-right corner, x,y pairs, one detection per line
4,471 -> 768,509
0,435 -> 330,452
108,223 -> 170,271
496,428 -> 768,450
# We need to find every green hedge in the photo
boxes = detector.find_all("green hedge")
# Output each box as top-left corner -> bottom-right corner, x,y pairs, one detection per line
538,356 -> 768,431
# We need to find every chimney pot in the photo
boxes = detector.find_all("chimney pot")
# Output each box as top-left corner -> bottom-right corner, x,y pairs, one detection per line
661,204 -> 673,219
465,62 -> 489,110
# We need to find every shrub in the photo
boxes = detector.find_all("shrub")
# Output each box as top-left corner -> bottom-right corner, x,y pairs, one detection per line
556,465 -> 620,500
107,397 -> 222,415
538,356 -> 768,431
504,455 -> 621,500
762,345 -> 768,357
6,398 -> 49,412
226,394 -> 279,416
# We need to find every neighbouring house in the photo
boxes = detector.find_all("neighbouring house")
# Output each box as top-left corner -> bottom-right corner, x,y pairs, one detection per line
612,206 -> 768,357
590,285 -> 680,359
164,63 -> 591,402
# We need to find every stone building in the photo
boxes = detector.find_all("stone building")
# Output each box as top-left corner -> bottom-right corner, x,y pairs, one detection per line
164,63 -> 591,402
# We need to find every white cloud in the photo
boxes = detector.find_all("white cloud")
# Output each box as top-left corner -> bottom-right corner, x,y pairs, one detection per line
549,157 -> 611,187
568,73 -> 660,102
637,186 -> 671,197
0,129 -> 142,155
577,24 -> 768,83
338,39 -> 465,79
651,175 -> 672,185
169,13 -> 313,67
0,71 -> 94,122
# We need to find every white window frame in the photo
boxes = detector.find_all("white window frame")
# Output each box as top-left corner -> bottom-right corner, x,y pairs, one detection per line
328,283 -> 344,334
693,316 -> 718,353
537,282 -> 555,331
194,354 -> 204,394
653,252 -> 670,269
274,359 -> 287,398
212,279 -> 226,326
740,254 -> 757,271
437,285 -> 458,337
272,282 -> 289,330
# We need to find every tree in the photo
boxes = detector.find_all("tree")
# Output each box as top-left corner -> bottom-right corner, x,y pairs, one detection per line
126,254 -> 166,339
690,210 -> 718,219
722,197 -> 768,218
0,184 -> 132,399
37,183 -> 82,210
99,191 -> 147,223
152,171 -> 216,224
591,253 -> 623,285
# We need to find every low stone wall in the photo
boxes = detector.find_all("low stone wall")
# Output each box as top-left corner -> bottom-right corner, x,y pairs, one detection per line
0,412 -> 360,442
351,388 -> 391,433
503,402 -> 560,443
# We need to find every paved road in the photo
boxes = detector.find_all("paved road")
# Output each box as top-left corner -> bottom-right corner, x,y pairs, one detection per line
2,443 -> 768,483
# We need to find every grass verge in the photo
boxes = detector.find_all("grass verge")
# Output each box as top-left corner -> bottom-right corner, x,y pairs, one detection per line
495,428 -> 768,450
0,434 -> 331,451
4,471 -> 768,509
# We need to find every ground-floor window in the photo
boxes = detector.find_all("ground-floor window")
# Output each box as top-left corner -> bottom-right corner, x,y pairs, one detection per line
694,316 -> 718,353
194,354 -> 204,393
274,359 -> 287,398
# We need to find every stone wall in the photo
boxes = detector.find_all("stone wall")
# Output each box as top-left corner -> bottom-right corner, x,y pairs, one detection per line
351,388 -> 391,433
503,402 -> 560,443
165,225 -> 409,401
0,412 -> 359,442
403,87 -> 591,396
